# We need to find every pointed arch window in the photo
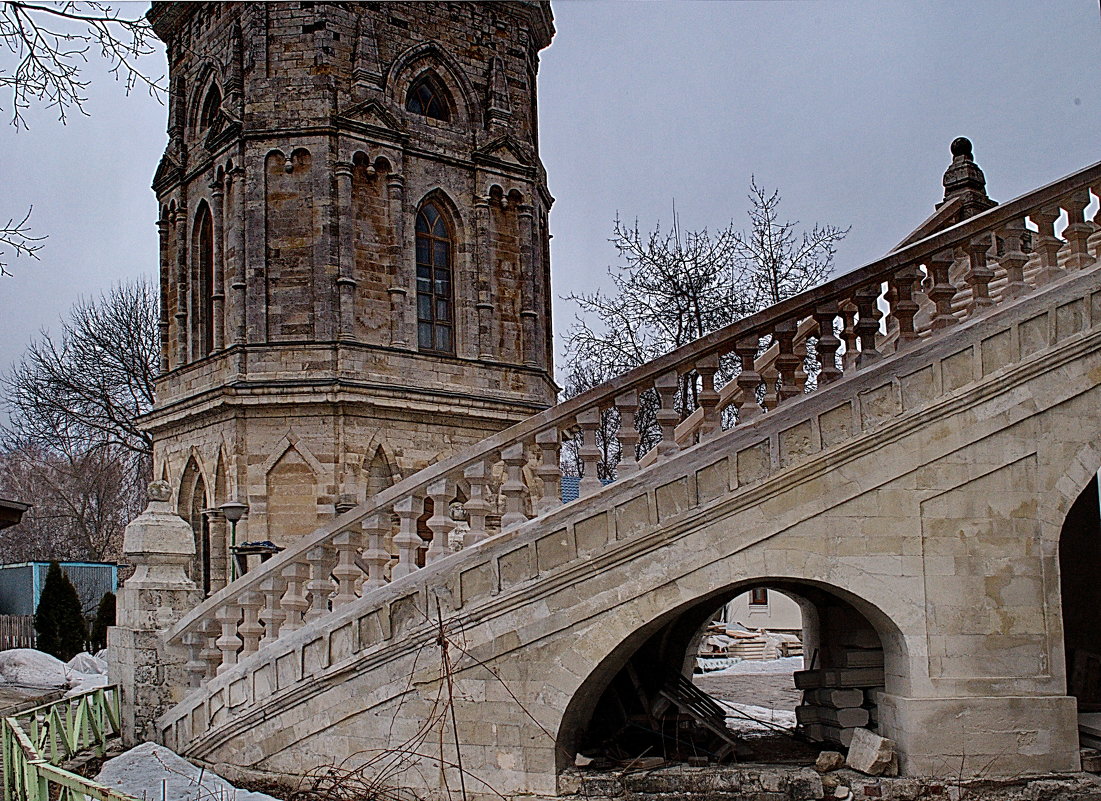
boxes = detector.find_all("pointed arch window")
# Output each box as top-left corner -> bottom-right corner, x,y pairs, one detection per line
199,83 -> 222,130
194,204 -> 215,357
406,75 -> 450,121
415,202 -> 454,354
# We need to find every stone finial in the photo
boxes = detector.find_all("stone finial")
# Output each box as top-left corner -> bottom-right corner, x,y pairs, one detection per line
352,14 -> 383,98
940,136 -> 996,219
487,56 -> 513,130
122,481 -> 197,595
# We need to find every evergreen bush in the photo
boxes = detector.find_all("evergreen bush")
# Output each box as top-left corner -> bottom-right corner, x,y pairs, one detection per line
34,562 -> 87,660
90,590 -> 116,652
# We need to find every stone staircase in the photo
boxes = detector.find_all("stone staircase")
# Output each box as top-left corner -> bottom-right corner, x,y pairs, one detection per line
156,158 -> 1101,789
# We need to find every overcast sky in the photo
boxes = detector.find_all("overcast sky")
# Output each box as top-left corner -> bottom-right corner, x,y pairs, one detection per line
1,1 -> 1099,389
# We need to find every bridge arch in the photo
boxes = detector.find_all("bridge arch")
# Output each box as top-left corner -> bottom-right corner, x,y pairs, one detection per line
555,573 -> 909,769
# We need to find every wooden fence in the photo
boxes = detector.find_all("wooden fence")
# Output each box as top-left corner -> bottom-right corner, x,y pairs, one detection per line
0,616 -> 35,650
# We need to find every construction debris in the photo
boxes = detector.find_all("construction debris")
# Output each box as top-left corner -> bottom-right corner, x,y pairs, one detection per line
845,728 -> 898,777
815,751 -> 845,772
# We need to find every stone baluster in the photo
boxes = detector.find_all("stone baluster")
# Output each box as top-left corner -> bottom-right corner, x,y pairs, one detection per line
926,252 -> 958,331
575,410 -> 603,495
1089,186 -> 1101,260
654,371 -> 682,452
813,305 -> 841,384
998,218 -> 1031,300
259,574 -> 287,643
425,478 -> 456,563
534,428 -> 562,514
392,496 -> 423,578
500,443 -> 530,528
695,355 -> 722,438
462,462 -> 492,545
279,561 -> 310,633
182,631 -> 206,687
964,235 -> 995,315
760,359 -> 779,411
1030,205 -> 1063,284
200,619 -> 222,679
734,337 -> 762,419
237,591 -> 264,655
1062,191 -> 1093,270
331,528 -> 363,607
214,605 -> 242,674
793,332 -> 809,394
774,321 -> 801,402
361,513 -> 390,589
854,286 -> 883,367
614,390 -> 640,477
890,266 -> 920,351
304,545 -> 335,623
839,303 -> 859,371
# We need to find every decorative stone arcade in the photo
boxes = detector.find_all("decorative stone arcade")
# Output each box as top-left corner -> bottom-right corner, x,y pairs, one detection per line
141,1 -> 557,594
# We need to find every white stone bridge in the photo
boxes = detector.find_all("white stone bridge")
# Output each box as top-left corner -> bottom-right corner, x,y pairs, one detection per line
121,158 -> 1101,798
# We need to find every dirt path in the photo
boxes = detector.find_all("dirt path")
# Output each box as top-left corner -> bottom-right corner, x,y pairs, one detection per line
693,670 -> 803,713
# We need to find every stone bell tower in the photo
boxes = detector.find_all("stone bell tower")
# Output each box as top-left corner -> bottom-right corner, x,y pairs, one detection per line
142,1 -> 556,593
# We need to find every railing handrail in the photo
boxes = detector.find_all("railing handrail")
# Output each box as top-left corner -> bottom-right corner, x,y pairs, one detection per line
2,684 -> 134,801
166,157 -> 1101,646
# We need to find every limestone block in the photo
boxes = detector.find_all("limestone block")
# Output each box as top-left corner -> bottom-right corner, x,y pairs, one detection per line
810,688 -> 865,709
819,706 -> 870,728
815,751 -> 845,772
845,728 -> 897,776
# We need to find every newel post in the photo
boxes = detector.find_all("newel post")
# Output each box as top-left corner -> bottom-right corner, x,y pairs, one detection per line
108,480 -> 202,747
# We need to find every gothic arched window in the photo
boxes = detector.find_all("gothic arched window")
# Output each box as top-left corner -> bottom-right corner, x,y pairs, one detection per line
194,203 -> 215,357
199,84 -> 222,130
405,75 -> 450,121
415,202 -> 454,354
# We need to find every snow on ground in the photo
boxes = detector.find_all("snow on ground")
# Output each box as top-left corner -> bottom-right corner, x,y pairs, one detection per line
708,656 -> 803,676
719,700 -> 798,734
0,647 -> 111,701
0,648 -> 70,689
95,742 -> 282,801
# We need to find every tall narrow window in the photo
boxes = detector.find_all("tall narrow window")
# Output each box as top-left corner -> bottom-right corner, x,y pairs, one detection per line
406,75 -> 450,121
415,202 -> 454,354
195,204 -> 215,357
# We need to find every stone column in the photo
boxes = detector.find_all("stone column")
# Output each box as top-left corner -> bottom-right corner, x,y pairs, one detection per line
386,173 -> 408,347
174,203 -> 189,365
210,177 -> 226,352
227,166 -> 247,346
517,203 -> 538,367
108,481 -> 202,746
156,216 -> 171,373
474,196 -> 494,359
335,161 -> 357,340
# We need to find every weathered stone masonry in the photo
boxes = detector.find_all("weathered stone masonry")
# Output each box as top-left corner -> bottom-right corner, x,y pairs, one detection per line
142,2 -> 556,593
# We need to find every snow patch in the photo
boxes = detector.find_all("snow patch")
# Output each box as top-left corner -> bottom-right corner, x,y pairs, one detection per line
0,648 -> 69,689
95,742 -> 282,801
720,700 -> 797,733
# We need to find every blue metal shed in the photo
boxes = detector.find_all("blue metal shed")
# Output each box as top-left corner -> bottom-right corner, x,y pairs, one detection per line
0,562 -> 119,616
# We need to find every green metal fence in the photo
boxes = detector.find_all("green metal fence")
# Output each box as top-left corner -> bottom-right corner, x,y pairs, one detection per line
1,685 -> 136,801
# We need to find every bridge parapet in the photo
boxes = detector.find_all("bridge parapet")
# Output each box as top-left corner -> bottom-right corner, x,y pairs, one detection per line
161,158 -> 1101,693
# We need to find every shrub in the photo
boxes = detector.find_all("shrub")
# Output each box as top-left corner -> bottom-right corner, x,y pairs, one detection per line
34,562 -> 87,660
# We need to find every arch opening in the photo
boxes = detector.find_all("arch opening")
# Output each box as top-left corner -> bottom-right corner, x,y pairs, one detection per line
178,459 -> 211,596
558,578 -> 901,772
1058,472 -> 1101,749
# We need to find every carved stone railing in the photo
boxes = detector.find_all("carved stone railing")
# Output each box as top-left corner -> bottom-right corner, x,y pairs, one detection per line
164,159 -> 1101,683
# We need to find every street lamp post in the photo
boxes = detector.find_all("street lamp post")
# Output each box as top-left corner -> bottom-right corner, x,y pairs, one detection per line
220,500 -> 248,580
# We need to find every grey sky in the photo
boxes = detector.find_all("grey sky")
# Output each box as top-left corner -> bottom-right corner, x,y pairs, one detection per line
1,1 -> 1099,391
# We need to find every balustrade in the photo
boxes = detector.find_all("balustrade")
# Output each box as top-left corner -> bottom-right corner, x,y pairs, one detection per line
163,163 -> 1101,683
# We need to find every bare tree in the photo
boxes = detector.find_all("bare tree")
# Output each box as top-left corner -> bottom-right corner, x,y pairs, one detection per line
0,1 -> 164,272
562,183 -> 848,477
4,277 -> 158,458
1,277 -> 157,561
0,440 -> 141,562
